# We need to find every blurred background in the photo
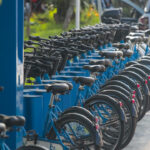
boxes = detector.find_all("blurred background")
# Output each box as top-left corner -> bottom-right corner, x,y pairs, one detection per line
24,0 -> 148,40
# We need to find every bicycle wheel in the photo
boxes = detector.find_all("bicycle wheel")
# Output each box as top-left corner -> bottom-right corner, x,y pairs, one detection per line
120,71 -> 149,120
100,85 -> 131,99
111,75 -> 143,114
84,94 -> 125,150
17,146 -> 48,150
100,84 -> 140,113
101,80 -> 132,94
99,89 -> 137,148
131,64 -> 150,76
125,61 -> 138,67
101,83 -> 140,115
47,113 -> 101,150
61,106 -> 95,123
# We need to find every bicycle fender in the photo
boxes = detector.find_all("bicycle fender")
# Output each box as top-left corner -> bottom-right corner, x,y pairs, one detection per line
95,129 -> 102,147
136,87 -> 143,102
144,84 -> 149,95
131,103 -> 138,118
119,107 -> 127,122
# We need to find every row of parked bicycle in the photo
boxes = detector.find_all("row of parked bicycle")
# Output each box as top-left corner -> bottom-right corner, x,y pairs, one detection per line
1,23 -> 150,150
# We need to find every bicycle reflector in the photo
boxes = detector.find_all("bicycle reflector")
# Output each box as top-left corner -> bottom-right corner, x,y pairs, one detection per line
137,83 -> 140,88
95,124 -> 99,130
145,80 -> 148,84
95,117 -> 99,123
132,94 -> 135,98
119,101 -> 123,107
132,99 -> 135,104
133,90 -> 136,94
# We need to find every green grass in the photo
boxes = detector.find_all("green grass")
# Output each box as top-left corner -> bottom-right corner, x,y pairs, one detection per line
24,7 -> 100,40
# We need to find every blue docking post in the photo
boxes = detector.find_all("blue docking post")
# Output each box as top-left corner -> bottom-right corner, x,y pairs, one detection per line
0,0 -> 24,149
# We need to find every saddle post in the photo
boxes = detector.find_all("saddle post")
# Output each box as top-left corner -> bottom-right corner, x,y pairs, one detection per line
49,94 -> 55,108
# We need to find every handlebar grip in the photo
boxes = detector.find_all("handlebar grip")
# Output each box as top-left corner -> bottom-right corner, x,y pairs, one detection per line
29,36 -> 41,41
67,50 -> 79,56
58,54 -> 68,72
51,60 -> 60,77
24,40 -> 35,45
24,44 -> 35,49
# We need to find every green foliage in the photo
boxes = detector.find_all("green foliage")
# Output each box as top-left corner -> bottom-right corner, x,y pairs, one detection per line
24,4 -> 100,84
24,7 -> 100,40
80,7 -> 100,26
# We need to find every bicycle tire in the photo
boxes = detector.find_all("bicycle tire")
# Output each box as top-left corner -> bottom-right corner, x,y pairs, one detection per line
138,59 -> 150,66
101,80 -> 132,93
125,61 -> 138,67
47,113 -> 101,149
60,106 -> 95,123
131,64 -> 150,75
99,89 -> 137,148
100,85 -> 131,99
100,84 -> 140,116
128,63 -> 150,89
120,71 -> 148,120
124,66 -> 150,91
111,75 -> 143,104
110,76 -> 142,117
84,94 -> 125,150
125,67 -> 148,79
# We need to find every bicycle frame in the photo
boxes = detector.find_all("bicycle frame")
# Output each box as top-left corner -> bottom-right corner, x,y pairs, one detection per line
36,93 -> 90,150
0,140 -> 10,150
74,84 -> 114,124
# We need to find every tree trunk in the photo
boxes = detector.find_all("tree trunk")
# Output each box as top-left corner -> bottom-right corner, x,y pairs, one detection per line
63,0 -> 75,30
54,0 -> 69,23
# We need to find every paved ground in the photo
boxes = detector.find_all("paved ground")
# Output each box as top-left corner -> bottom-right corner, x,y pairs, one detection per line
124,112 -> 150,150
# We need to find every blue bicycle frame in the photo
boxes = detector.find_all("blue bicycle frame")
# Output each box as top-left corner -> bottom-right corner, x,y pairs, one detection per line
0,139 -> 10,150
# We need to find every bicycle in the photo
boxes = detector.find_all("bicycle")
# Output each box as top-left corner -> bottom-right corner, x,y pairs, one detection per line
0,114 -> 48,150
23,82 -> 101,150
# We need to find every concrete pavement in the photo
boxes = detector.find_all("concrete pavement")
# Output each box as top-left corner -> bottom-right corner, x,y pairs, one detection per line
124,112 -> 150,150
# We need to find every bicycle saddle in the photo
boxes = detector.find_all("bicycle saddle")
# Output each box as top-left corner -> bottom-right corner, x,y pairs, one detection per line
0,123 -> 6,133
73,62 -> 88,65
126,36 -> 142,43
116,51 -> 123,58
0,115 -> 25,127
99,48 -> 117,51
122,49 -> 133,58
113,43 -> 130,49
73,77 -> 95,87
51,81 -> 73,90
46,83 -> 70,95
100,51 -> 120,59
129,32 -> 144,37
83,65 -> 105,73
89,59 -> 113,67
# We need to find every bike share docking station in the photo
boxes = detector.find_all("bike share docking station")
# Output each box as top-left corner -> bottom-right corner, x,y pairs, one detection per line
0,0 -> 24,148
0,1 -> 69,149
1,1 -> 150,150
